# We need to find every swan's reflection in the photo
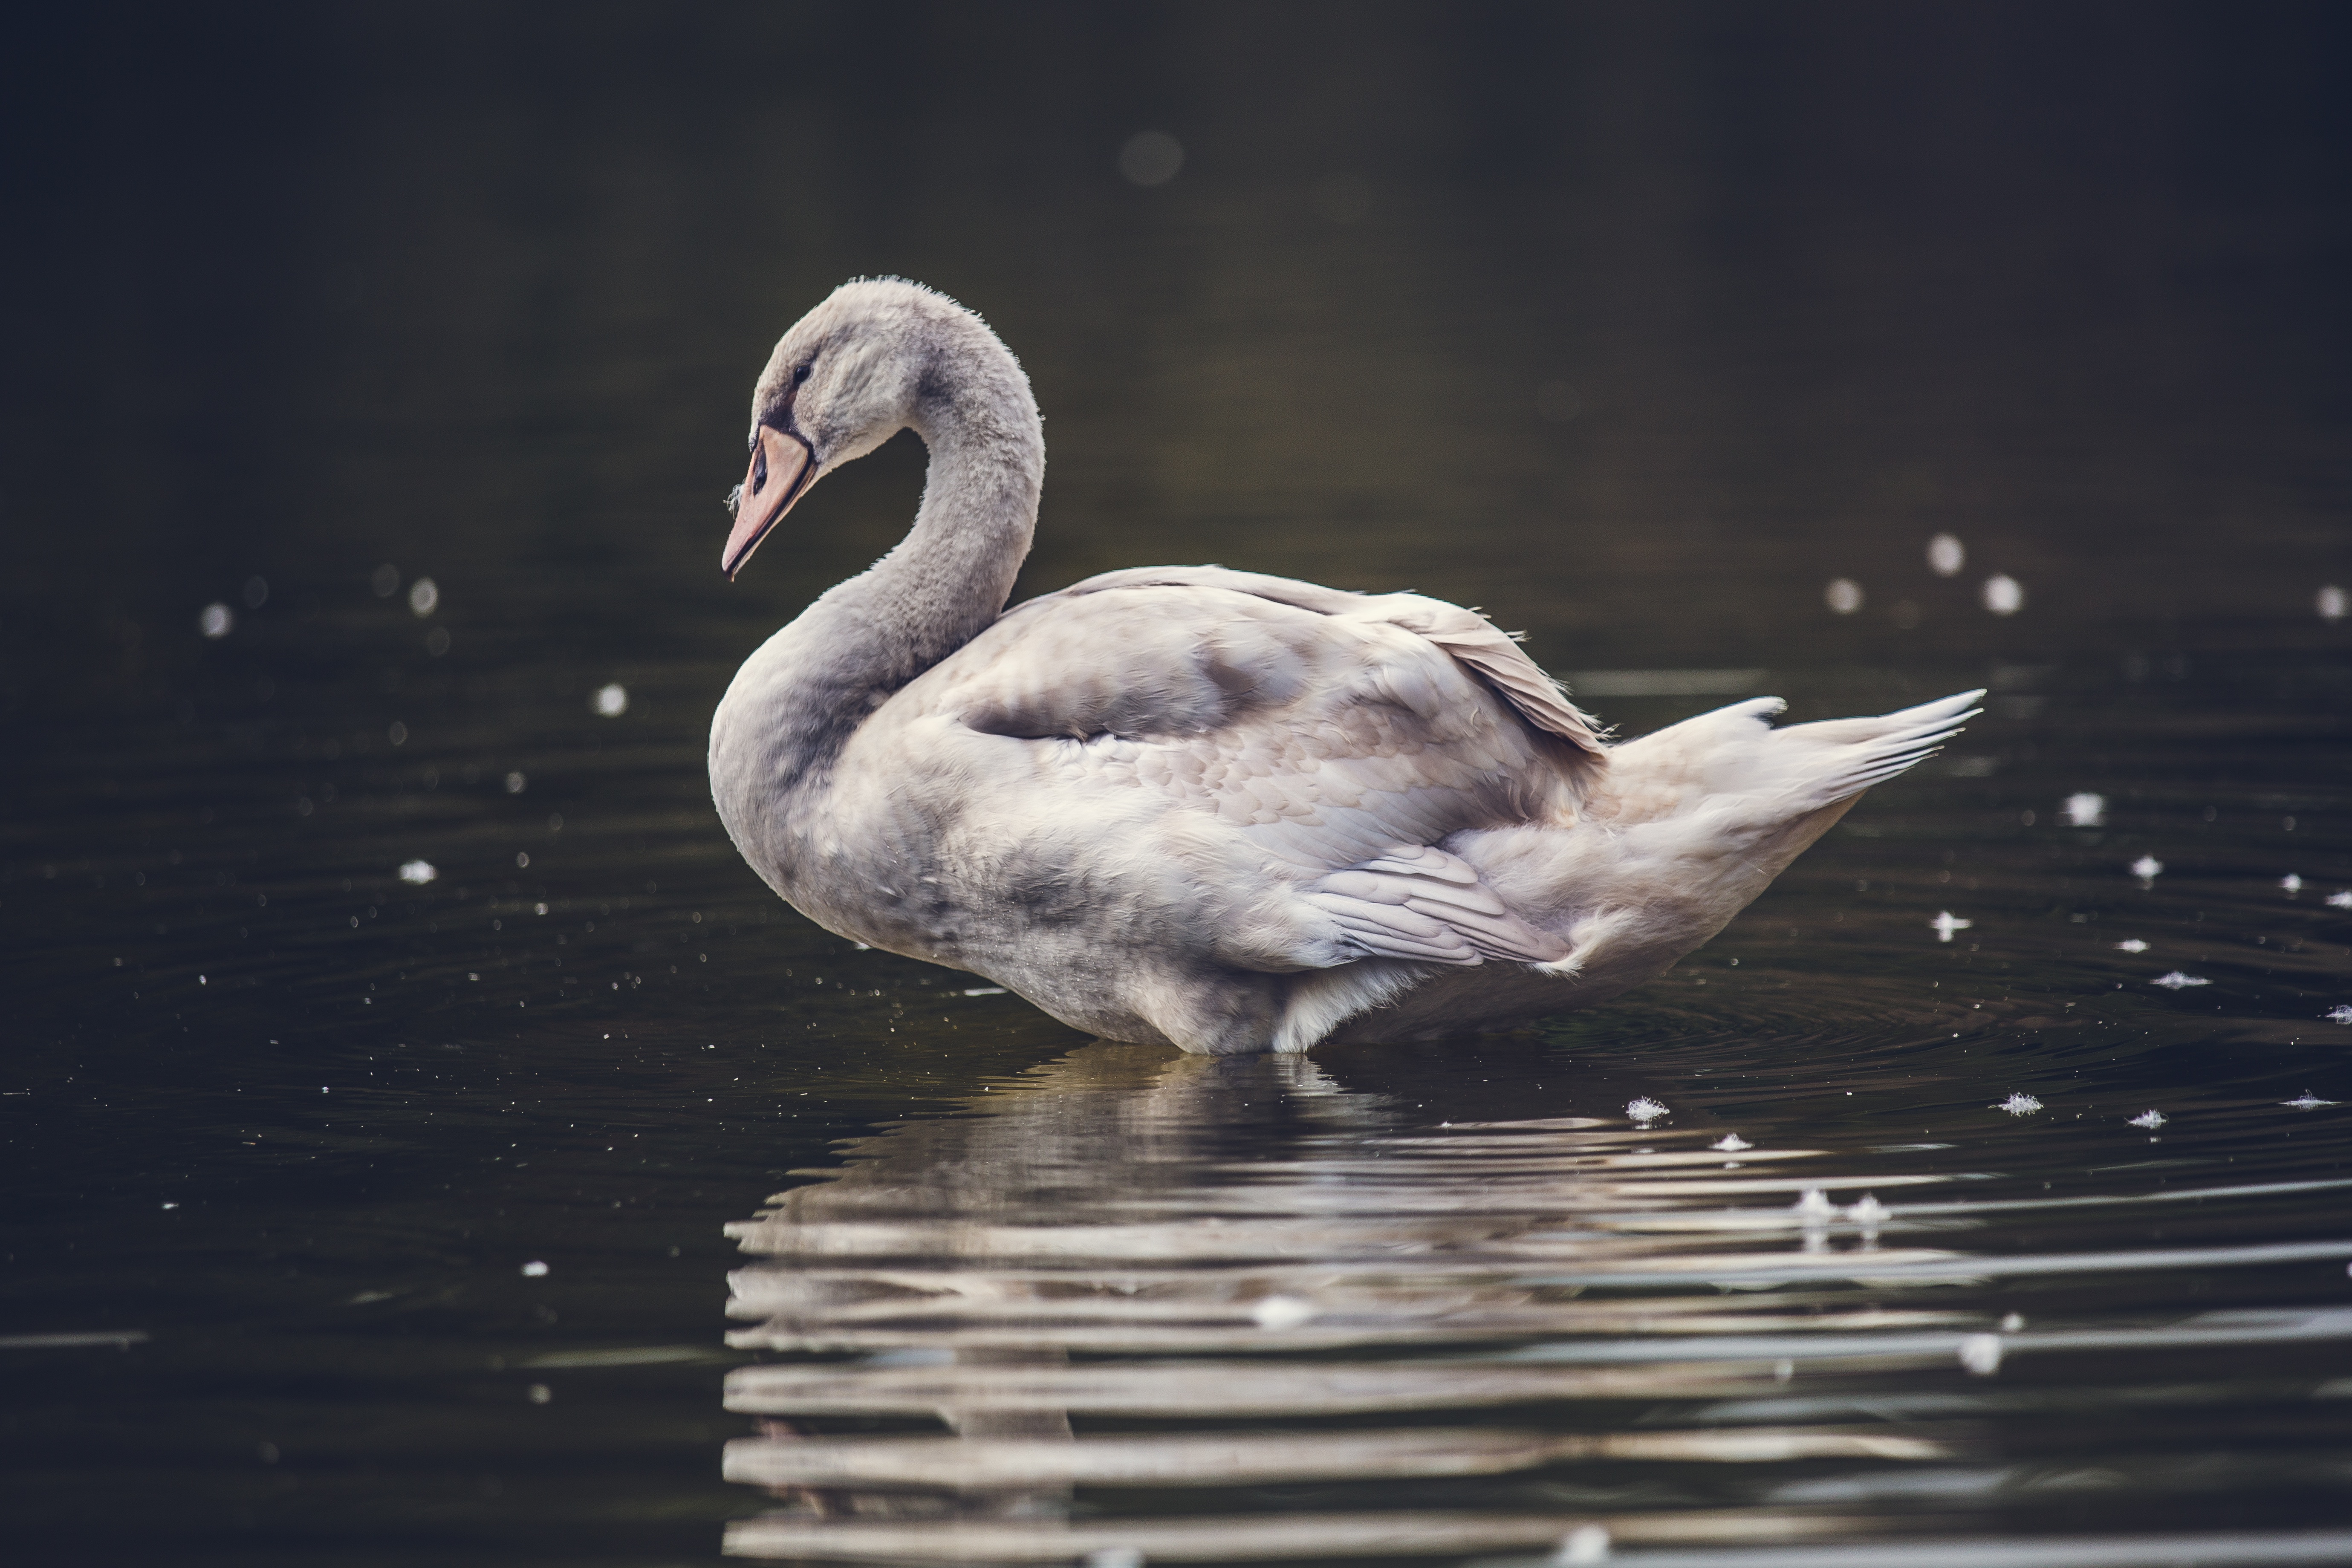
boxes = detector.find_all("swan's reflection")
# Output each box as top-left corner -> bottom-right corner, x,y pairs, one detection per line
715,1043 -> 2352,1563
715,1042 -> 1979,1561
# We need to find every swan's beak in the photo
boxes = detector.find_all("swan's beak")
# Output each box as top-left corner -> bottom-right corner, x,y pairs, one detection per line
722,425 -> 816,578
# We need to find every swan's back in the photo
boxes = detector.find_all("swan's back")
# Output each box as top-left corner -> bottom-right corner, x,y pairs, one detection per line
887,568 -> 1603,865
1006,566 -> 1606,750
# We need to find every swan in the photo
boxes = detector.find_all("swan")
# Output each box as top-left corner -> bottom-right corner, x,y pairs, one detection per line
709,278 -> 1979,1054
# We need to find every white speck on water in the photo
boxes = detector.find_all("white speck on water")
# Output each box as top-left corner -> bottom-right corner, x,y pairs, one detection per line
1627,1097 -> 1669,1123
2129,1109 -> 2168,1129
1554,1525 -> 1613,1565
1847,1194 -> 1890,1224
162,1201 -> 179,1210
2062,792 -> 2106,827
2152,971 -> 2210,990
1982,575 -> 2024,615
592,683 -> 628,717
533,902 -> 548,916
1252,1295 -> 1315,1331
1082,1550 -> 1146,1568
960,986 -> 1006,997
1997,1093 -> 2043,1115
527,1383 -> 552,1404
520,1261 -> 549,1277
199,603 -> 234,638
2116,938 -> 2150,953
1930,910 -> 1972,942
371,563 -> 400,597
1711,1134 -> 1752,1152
1791,1187 -> 1835,1219
2283,874 -> 2304,894
2286,1092 -> 2338,1110
1958,1333 -> 2004,1375
1999,1313 -> 2026,1332
407,578 -> 439,616
387,721 -> 408,746
398,860 -> 436,886
2328,890 -> 2352,909
1824,578 -> 1863,614
514,852 -> 530,869
2320,585 -> 2347,621
2131,855 -> 2163,885
505,771 -> 527,794
2325,1006 -> 2352,1025
1927,533 -> 1965,577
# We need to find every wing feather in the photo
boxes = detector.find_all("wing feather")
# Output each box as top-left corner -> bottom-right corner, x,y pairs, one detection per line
1305,846 -> 1569,965
1016,565 -> 1608,758
884,566 -> 1589,975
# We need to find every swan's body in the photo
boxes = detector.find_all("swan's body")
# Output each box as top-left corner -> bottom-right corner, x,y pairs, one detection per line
711,280 -> 1976,1054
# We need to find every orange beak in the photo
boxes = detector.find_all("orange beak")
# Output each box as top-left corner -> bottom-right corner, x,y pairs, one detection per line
722,425 -> 816,578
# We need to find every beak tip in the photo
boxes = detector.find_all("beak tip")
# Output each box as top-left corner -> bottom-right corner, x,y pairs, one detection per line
722,427 -> 814,582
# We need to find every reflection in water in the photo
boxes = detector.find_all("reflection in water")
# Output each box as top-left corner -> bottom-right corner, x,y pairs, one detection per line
717,1045 -> 2352,1563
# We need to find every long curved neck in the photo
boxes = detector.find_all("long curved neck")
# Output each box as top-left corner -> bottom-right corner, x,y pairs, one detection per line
712,338 -> 1043,836
838,376 -> 1042,688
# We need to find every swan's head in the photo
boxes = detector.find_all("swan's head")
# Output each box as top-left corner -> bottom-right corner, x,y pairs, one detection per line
723,277 -> 1019,578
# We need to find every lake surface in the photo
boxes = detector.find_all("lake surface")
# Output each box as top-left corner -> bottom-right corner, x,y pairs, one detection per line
5,7 -> 2350,1565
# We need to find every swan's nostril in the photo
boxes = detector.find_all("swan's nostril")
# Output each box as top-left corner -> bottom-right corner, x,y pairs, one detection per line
753,445 -> 769,493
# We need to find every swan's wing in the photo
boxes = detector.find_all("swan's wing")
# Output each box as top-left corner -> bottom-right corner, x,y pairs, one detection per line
897,580 -> 1589,970
1013,565 -> 1607,755
1304,844 -> 1569,965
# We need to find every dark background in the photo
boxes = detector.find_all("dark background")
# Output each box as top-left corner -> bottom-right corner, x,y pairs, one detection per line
5,0 -> 2349,730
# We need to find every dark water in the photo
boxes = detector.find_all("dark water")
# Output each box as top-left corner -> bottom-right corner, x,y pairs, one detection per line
6,5 -> 2352,1564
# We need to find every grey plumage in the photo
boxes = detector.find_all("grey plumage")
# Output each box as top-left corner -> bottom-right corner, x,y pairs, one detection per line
710,279 -> 1979,1054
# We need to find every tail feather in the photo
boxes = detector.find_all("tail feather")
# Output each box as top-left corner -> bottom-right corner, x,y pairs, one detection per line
1602,689 -> 1981,814
1775,689 -> 1984,809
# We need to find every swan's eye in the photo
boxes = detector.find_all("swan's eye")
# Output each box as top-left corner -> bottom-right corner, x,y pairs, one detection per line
793,362 -> 813,384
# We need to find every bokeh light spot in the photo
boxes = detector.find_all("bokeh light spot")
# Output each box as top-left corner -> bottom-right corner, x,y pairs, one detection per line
1118,130 -> 1183,187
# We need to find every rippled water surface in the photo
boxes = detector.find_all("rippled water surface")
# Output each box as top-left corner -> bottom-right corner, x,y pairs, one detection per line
6,6 -> 2352,1565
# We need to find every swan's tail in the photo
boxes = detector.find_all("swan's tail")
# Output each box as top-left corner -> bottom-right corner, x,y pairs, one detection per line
1769,688 -> 1986,810
1602,688 -> 1983,822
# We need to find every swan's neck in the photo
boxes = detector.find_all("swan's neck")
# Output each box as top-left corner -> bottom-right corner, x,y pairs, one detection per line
840,388 -> 1041,687
712,352 -> 1043,835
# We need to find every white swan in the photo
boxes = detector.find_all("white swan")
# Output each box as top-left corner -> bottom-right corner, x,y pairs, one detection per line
710,279 -> 1978,1054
